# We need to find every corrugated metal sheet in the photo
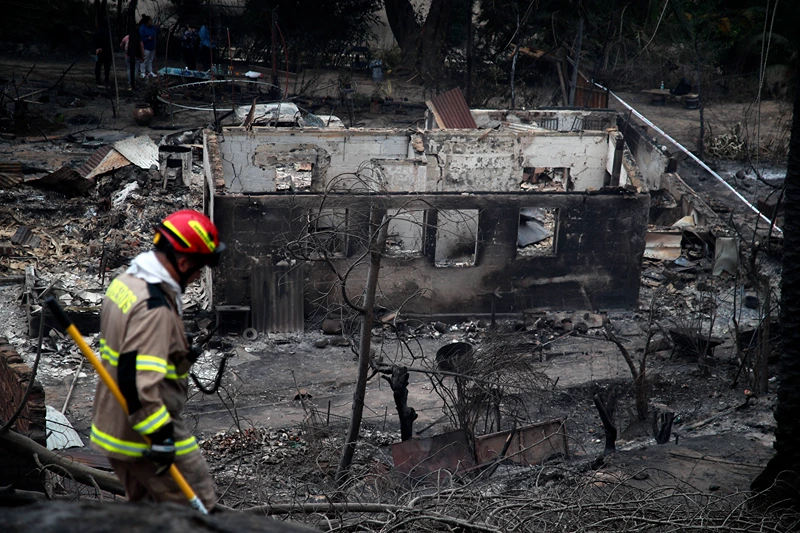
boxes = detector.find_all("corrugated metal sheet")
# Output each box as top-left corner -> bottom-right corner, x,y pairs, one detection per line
426,88 -> 477,129
475,419 -> 569,466
30,166 -> 93,196
58,448 -> 112,470
77,145 -> 131,180
251,257 -> 305,333
46,405 -> 84,450
11,226 -> 41,248
114,135 -> 159,170
0,162 -> 23,188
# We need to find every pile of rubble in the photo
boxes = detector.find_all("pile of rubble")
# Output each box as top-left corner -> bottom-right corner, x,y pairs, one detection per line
201,427 -> 309,467
0,130 -> 209,378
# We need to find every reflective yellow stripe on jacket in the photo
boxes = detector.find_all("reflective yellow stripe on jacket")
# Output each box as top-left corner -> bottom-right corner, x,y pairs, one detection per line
132,405 -> 171,435
175,436 -> 199,456
136,354 -> 187,380
91,424 -> 199,457
91,424 -> 148,457
99,339 -> 119,366
136,354 -> 167,373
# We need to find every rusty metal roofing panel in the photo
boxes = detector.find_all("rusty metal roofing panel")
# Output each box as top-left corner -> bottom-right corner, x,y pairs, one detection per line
475,419 -> 569,466
426,88 -> 477,129
0,162 -> 23,188
78,145 -> 131,179
58,448 -> 112,470
392,430 -> 475,480
29,166 -> 93,196
114,135 -> 159,170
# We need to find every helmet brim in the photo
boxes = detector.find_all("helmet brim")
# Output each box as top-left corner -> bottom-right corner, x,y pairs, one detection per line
206,241 -> 226,267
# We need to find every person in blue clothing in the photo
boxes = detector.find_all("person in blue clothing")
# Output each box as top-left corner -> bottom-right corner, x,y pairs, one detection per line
198,23 -> 214,72
139,15 -> 158,78
180,24 -> 199,71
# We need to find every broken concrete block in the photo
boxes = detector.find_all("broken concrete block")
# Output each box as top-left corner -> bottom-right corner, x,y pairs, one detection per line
314,338 -> 329,349
329,336 -> 350,347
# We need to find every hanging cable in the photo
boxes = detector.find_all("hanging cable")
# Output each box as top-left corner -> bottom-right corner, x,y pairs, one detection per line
755,0 -> 779,170
634,0 -> 670,58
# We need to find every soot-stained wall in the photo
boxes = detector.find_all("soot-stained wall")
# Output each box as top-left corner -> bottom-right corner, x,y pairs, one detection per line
213,191 -> 649,318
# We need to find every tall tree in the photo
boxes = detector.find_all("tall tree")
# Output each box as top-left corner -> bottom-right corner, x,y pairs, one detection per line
751,41 -> 800,507
384,0 -> 454,85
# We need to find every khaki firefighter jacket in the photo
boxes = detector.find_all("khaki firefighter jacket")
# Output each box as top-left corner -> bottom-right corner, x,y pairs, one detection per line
90,273 -> 199,461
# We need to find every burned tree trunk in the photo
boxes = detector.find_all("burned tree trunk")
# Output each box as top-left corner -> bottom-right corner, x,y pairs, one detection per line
593,393 -> 617,455
752,60 -> 800,507
335,209 -> 389,486
384,0 -> 453,86
383,366 -> 417,441
652,411 -> 675,444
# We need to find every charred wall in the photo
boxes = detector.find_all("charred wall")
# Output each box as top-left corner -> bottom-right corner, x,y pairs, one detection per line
213,191 -> 649,319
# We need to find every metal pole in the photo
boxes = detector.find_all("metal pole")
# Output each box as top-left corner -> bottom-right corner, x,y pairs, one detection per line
105,4 -> 119,117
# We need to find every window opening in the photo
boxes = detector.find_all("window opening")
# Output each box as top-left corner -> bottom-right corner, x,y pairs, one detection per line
385,209 -> 425,257
307,209 -> 348,257
521,167 -> 572,192
435,210 -> 479,267
517,208 -> 558,257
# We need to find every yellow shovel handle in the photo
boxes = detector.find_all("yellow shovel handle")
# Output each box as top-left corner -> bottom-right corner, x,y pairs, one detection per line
45,296 -> 208,514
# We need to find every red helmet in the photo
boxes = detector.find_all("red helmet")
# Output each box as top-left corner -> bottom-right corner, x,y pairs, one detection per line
154,210 -> 225,266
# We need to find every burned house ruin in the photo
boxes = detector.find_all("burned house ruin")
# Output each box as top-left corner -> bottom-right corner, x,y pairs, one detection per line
203,107 -> 671,330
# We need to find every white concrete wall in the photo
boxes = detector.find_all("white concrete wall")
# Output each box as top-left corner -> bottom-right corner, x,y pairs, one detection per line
220,127 -> 611,193
520,133 -> 609,191
424,131 -> 609,192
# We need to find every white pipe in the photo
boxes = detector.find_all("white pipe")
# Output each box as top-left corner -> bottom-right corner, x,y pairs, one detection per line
600,85 -> 781,235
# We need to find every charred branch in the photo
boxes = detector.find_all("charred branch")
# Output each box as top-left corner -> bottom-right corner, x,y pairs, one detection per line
593,393 -> 617,455
381,365 -> 417,441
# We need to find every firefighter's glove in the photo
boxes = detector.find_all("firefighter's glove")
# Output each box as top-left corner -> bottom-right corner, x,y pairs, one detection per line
143,423 -> 176,476
187,344 -> 204,364
186,333 -> 203,364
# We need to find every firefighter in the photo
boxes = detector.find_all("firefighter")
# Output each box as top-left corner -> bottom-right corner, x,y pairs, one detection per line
90,210 -> 225,508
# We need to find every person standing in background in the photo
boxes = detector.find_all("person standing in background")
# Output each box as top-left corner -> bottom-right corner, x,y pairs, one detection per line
121,27 -> 144,90
139,15 -> 158,78
93,24 -> 112,88
181,24 -> 199,71
198,23 -> 214,72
